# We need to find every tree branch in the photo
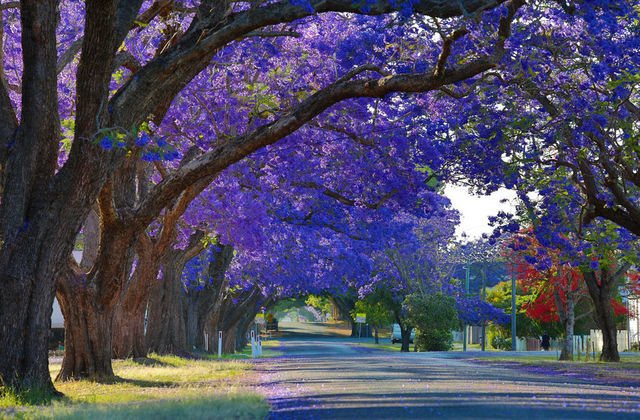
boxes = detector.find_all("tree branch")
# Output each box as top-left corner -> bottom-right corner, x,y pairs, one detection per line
434,28 -> 469,78
108,0 -> 510,134
132,0 -> 523,227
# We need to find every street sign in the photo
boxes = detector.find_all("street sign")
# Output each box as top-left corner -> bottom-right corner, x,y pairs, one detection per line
356,313 -> 366,323
255,314 -> 265,324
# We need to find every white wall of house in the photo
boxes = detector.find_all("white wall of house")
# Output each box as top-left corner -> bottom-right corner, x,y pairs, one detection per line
51,250 -> 83,329
630,296 -> 639,346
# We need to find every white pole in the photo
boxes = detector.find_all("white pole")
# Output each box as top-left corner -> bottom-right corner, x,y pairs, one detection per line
258,336 -> 262,356
218,331 -> 222,358
204,332 -> 208,352
251,330 -> 256,358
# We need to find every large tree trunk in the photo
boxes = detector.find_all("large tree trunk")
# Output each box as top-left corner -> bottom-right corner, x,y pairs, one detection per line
112,234 -> 154,359
146,231 -> 204,355
112,159 -> 208,358
184,243 -> 234,351
332,295 -> 358,336
56,216 -> 137,380
582,265 -> 628,362
400,325 -> 412,352
56,273 -> 114,381
0,232 -> 62,393
211,287 -> 262,354
145,261 -> 187,355
0,0 -> 108,394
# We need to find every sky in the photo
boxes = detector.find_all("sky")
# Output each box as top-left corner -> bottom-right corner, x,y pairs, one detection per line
444,184 -> 517,241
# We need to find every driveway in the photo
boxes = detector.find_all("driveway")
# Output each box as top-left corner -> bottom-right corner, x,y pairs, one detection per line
260,337 -> 640,419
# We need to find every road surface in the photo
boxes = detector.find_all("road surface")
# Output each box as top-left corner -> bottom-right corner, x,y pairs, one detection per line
257,325 -> 640,419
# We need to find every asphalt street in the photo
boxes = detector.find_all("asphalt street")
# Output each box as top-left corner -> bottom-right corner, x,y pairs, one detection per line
260,323 -> 640,419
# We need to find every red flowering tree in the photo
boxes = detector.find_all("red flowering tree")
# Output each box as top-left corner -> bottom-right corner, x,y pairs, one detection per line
508,232 -> 593,360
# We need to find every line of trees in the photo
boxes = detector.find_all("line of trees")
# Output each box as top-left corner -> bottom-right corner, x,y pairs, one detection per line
3,0 -> 640,399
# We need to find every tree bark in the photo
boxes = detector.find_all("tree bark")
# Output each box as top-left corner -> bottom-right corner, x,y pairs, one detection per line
582,265 -> 628,362
56,271 -> 114,381
145,231 -> 205,355
184,243 -> 234,351
112,231 -> 155,359
332,295 -> 358,336
399,324 -> 412,352
210,286 -> 263,354
56,215 -> 138,380
111,160 -> 208,358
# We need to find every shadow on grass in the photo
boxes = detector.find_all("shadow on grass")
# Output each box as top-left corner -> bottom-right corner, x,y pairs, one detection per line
1,383 -> 67,406
128,357 -> 176,367
84,375 -> 176,388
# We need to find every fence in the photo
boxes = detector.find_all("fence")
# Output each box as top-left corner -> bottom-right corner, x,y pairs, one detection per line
590,329 -> 639,352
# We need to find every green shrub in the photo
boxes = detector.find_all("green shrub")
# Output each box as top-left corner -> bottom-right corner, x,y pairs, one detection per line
403,293 -> 459,352
490,335 -> 512,350
415,328 -> 454,351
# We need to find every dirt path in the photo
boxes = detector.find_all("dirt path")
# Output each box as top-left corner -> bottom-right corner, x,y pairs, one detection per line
259,338 -> 640,419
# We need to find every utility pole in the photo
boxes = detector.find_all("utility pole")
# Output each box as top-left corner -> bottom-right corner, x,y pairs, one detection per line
511,273 -> 517,351
481,260 -> 486,352
464,260 -> 470,351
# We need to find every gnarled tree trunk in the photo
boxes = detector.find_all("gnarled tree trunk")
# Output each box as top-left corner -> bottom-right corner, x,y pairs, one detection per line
0,0 -> 130,393
56,215 -> 138,380
146,231 -> 204,355
112,234 -> 154,359
56,272 -> 115,381
208,286 -> 263,354
582,264 -> 629,362
184,243 -> 234,351
332,294 -> 358,337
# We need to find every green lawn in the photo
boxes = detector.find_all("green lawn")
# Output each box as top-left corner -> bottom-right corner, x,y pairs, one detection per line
0,354 -> 269,419
475,353 -> 640,363
357,341 -> 498,352
356,342 -> 402,352
473,353 -> 640,386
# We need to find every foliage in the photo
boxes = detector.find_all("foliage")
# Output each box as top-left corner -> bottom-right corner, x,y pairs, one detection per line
490,335 -> 512,351
485,281 -> 547,339
403,293 -> 459,351
305,295 -> 335,319
353,296 -> 393,328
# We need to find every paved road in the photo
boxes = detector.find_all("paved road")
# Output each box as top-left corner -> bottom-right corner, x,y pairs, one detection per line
261,337 -> 640,419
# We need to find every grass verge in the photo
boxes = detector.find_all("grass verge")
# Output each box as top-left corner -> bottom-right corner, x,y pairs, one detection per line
203,340 -> 283,359
1,354 -> 269,419
355,342 -> 402,352
473,353 -> 640,387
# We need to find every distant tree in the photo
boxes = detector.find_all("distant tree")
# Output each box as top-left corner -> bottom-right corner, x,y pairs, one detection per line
404,293 -> 459,351
354,295 -> 393,344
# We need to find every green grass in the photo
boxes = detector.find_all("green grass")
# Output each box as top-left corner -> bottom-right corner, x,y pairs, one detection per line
475,353 -> 640,363
473,352 -> 640,385
203,340 -> 283,359
0,354 -> 269,419
358,341 -> 497,352
355,342 -> 402,352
